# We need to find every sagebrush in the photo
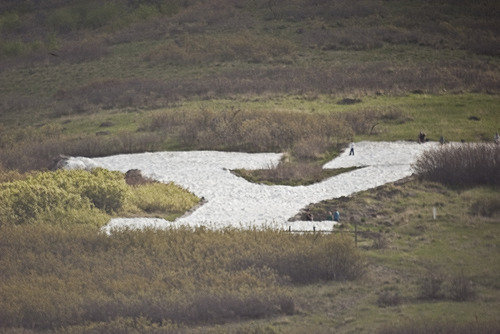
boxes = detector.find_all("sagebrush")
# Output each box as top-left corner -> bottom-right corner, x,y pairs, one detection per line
413,143 -> 500,186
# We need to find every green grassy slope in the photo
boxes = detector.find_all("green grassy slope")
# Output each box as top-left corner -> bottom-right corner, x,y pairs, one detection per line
0,1 -> 499,333
1,0 -> 499,169
1,0 -> 499,126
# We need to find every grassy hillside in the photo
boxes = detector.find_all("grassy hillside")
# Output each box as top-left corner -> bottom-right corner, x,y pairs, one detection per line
1,0 -> 499,171
0,176 -> 498,333
1,0 -> 499,131
0,1 -> 499,333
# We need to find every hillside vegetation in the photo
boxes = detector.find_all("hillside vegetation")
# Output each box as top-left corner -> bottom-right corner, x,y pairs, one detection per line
0,0 -> 499,333
1,0 -> 499,171
0,167 -> 200,227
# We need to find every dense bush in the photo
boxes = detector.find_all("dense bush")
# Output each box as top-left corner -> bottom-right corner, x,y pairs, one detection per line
269,233 -> 366,282
413,143 -> 500,186
376,286 -> 402,307
0,167 -> 200,227
150,108 -> 353,153
417,269 -> 476,302
0,132 -> 166,172
0,106 -> 401,173
0,226 -> 365,331
127,181 -> 199,214
417,270 -> 447,300
470,196 -> 500,217
0,168 -> 128,225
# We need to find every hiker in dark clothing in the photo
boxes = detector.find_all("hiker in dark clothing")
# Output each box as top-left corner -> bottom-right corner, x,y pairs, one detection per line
418,131 -> 426,143
333,209 -> 340,222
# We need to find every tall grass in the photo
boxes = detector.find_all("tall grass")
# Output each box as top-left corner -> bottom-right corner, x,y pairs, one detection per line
143,31 -> 296,65
377,319 -> 500,334
0,132 -> 166,172
0,103 -> 410,173
149,108 -> 353,153
6,60 -> 495,119
0,225 -> 364,331
1,0 -> 499,140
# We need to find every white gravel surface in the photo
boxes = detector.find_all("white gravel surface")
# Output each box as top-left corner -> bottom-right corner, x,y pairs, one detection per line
65,141 -> 438,232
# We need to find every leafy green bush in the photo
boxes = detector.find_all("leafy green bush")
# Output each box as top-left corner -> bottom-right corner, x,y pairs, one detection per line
79,168 -> 129,213
0,168 -> 128,225
127,181 -> 199,214
0,176 -> 89,225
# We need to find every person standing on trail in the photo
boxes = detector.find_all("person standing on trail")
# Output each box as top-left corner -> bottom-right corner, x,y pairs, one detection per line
418,131 -> 426,143
349,142 -> 355,156
333,209 -> 340,222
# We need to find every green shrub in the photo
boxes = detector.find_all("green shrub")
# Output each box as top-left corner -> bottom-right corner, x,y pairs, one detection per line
418,270 -> 446,300
0,176 -> 90,225
417,269 -> 475,302
37,207 -> 109,227
377,286 -> 402,307
78,168 -> 129,213
444,272 -> 476,302
35,168 -> 129,213
128,182 -> 199,213
0,168 -> 128,225
236,232 -> 366,283
470,196 -> 500,217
